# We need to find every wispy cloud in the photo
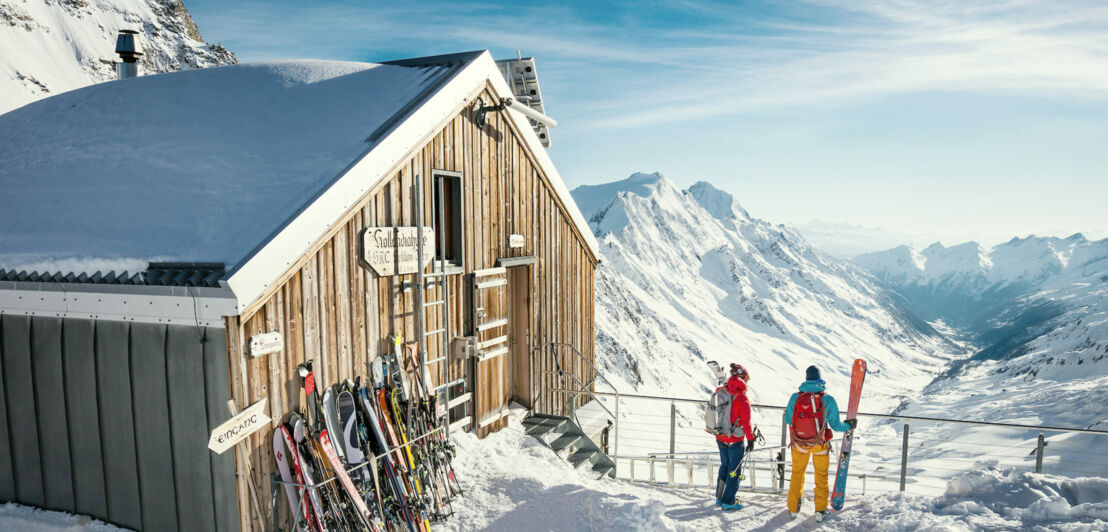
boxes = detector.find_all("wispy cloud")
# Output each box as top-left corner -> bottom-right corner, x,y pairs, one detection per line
195,0 -> 1108,129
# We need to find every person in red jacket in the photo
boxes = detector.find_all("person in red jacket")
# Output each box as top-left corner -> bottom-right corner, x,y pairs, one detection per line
715,363 -> 755,511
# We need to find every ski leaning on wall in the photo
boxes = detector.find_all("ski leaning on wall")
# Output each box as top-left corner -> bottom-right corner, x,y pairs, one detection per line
831,358 -> 866,511
271,340 -> 462,532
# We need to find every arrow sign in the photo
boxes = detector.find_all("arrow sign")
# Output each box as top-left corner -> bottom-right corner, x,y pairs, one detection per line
208,398 -> 270,454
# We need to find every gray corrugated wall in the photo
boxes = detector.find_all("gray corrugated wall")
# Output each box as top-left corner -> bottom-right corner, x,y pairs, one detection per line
0,315 -> 236,531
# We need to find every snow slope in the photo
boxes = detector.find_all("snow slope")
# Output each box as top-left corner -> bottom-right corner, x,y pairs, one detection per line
572,173 -> 959,413
0,0 -> 235,115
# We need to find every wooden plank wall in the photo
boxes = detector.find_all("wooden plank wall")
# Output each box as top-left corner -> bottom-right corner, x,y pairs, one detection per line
226,84 -> 598,530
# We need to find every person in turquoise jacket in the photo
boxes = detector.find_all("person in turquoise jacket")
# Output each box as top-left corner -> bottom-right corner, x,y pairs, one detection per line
782,366 -> 855,522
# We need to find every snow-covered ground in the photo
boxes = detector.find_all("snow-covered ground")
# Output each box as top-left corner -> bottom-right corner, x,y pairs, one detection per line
442,411 -> 1108,531
6,410 -> 1107,531
0,502 -> 122,531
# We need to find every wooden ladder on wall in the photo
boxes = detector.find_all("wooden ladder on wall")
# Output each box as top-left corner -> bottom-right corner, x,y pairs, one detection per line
414,175 -> 471,439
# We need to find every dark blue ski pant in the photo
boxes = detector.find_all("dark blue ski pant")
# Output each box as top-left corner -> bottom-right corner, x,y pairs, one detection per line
716,440 -> 746,504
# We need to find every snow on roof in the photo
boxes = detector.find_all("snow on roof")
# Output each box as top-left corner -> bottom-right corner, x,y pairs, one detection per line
0,51 -> 599,313
0,58 -> 452,271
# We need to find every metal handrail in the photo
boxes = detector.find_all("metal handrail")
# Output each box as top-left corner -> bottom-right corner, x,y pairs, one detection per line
533,342 -> 620,456
567,389 -> 1108,436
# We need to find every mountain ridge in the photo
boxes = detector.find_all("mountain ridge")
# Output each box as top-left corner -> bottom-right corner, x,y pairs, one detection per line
573,172 -> 959,413
0,0 -> 236,115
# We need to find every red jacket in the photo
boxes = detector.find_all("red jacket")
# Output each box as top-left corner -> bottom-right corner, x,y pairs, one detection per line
716,376 -> 754,444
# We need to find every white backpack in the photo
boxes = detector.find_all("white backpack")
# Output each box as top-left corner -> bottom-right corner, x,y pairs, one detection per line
704,387 -> 744,438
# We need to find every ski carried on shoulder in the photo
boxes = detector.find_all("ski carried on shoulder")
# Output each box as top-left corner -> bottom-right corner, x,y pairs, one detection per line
831,358 -> 866,511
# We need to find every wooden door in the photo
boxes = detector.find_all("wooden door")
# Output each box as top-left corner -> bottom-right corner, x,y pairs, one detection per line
507,265 -> 532,407
471,267 -> 510,437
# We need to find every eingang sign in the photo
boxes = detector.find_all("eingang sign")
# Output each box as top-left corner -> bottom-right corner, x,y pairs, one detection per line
208,399 -> 270,454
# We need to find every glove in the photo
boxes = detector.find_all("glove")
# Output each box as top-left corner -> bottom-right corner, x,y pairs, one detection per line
746,439 -> 755,453
846,419 -> 858,430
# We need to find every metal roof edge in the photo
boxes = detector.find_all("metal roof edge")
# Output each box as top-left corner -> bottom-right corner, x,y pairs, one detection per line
0,280 -> 237,327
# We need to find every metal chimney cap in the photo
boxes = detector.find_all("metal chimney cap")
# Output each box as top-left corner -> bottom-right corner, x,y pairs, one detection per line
115,29 -> 144,59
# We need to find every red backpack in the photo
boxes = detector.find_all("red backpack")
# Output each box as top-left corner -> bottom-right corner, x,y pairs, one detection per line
791,391 -> 832,446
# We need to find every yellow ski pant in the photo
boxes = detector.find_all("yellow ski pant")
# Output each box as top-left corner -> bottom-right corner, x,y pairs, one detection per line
788,443 -> 830,512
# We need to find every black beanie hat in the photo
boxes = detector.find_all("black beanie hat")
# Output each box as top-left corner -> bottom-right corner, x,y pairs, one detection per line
806,365 -> 820,381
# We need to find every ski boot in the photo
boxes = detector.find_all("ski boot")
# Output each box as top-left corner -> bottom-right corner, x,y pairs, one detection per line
721,501 -> 743,511
815,510 -> 829,523
715,498 -> 723,506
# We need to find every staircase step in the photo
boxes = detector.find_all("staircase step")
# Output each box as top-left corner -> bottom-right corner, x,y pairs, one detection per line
522,415 -> 569,437
591,463 -> 615,478
568,448 -> 596,469
523,412 -> 617,479
549,432 -> 584,453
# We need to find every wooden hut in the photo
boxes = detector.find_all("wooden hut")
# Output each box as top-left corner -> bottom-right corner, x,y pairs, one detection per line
0,50 -> 599,530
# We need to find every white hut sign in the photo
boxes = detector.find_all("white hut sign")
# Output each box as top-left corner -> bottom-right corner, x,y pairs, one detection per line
362,227 -> 436,276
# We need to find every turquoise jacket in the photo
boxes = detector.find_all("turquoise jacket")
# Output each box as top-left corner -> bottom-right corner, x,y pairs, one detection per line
783,379 -> 851,432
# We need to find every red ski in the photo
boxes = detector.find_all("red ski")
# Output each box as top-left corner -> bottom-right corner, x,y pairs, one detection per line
319,429 -> 378,531
831,358 -> 866,511
275,425 -> 320,532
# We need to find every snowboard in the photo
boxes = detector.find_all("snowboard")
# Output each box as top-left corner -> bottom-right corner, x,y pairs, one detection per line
322,386 -> 346,462
831,358 -> 866,511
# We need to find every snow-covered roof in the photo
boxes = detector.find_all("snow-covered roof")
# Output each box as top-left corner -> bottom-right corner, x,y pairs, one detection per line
0,51 -> 598,314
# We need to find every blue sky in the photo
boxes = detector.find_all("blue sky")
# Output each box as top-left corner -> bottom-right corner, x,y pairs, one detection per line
186,0 -> 1108,246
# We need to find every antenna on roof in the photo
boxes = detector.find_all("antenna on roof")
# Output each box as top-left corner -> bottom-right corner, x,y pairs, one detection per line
495,53 -> 553,148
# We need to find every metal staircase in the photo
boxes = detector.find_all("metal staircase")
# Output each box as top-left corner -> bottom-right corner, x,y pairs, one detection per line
523,413 -> 616,478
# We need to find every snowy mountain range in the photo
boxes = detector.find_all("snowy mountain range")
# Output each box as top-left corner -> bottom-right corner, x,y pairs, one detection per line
573,170 -> 1108,486
571,172 -> 960,413
0,0 -> 235,115
854,236 -> 1108,437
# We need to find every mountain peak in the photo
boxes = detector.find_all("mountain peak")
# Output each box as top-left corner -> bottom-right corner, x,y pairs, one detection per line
570,171 -> 674,220
686,181 -> 749,220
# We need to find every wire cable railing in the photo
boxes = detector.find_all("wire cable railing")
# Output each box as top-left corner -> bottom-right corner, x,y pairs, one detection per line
549,388 -> 1108,497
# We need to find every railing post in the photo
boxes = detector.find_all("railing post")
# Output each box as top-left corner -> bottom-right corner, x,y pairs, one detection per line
750,454 -> 756,491
688,456 -> 694,488
1035,431 -> 1045,473
900,423 -> 909,492
779,414 -> 787,491
630,457 -> 635,482
614,392 -> 620,460
649,457 -> 656,485
669,401 -> 676,456
668,457 -> 675,486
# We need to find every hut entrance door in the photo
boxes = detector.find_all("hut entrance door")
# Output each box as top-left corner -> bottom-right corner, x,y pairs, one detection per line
506,265 -> 532,408
471,267 -> 510,437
